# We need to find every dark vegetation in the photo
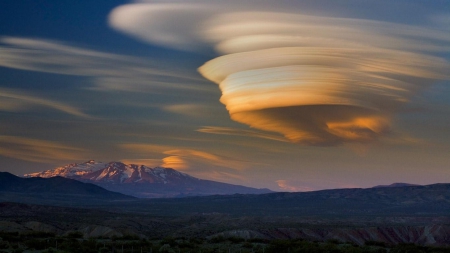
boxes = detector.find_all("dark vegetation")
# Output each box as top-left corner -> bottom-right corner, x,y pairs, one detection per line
0,232 -> 450,253
1,232 -> 450,253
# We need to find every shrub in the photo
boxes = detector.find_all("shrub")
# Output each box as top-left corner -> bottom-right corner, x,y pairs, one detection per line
66,231 -> 83,239
209,236 -> 226,243
365,241 -> 387,247
159,244 -> 175,253
228,236 -> 245,243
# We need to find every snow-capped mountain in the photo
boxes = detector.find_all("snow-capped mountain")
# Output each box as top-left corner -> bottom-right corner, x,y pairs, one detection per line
24,160 -> 272,198
25,160 -> 193,185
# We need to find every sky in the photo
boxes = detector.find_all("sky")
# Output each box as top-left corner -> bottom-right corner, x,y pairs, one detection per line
0,0 -> 449,192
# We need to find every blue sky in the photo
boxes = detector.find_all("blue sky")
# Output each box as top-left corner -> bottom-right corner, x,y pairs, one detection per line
1,0 -> 449,191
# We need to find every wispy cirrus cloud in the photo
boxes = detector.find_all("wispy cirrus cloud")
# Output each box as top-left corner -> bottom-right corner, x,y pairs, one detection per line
0,88 -> 91,118
0,135 -> 85,163
110,1 -> 450,146
163,104 -> 215,118
162,148 -> 250,170
197,126 -> 288,142
0,36 -> 207,93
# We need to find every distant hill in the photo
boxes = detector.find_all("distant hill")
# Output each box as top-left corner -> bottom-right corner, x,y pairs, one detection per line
24,160 -> 272,198
372,182 -> 420,188
1,178 -> 450,247
113,183 -> 450,217
0,172 -> 134,206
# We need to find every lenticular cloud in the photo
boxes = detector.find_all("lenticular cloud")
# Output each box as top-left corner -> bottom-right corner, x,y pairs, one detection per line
110,1 -> 450,145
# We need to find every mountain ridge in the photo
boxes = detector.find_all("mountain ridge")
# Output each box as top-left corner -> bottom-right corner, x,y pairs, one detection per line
372,182 -> 421,188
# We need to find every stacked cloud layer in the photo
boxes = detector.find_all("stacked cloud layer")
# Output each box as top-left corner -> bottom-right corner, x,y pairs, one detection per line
110,0 -> 450,145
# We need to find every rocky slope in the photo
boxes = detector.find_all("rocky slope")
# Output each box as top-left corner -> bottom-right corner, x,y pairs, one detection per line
24,160 -> 272,198
214,225 -> 450,246
1,202 -> 450,246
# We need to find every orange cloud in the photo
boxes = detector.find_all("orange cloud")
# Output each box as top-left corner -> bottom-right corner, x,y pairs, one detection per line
162,155 -> 188,170
199,48 -> 447,145
275,180 -> 314,192
161,153 -> 245,182
163,149 -> 249,171
110,2 -> 450,146
119,143 -> 249,182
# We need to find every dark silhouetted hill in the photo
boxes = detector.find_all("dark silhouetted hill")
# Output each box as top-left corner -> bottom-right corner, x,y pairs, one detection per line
114,183 -> 450,217
0,172 -> 134,206
372,182 -> 420,188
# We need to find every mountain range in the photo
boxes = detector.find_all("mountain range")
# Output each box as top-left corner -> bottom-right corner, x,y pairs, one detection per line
1,173 -> 450,246
24,160 -> 272,198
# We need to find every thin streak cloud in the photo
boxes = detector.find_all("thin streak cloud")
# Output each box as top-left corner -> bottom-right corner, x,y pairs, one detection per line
197,126 -> 288,142
0,88 -> 91,118
110,1 -> 450,146
0,36 -> 206,93
0,136 -> 85,163
163,149 -> 250,171
163,104 -> 213,118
